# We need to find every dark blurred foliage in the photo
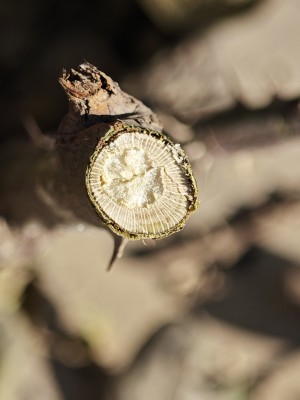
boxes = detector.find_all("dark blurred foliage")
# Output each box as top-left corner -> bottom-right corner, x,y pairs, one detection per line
0,0 -> 171,140
0,0 -> 261,140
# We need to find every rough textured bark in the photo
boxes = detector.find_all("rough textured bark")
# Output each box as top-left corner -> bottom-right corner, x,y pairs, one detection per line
58,62 -> 162,133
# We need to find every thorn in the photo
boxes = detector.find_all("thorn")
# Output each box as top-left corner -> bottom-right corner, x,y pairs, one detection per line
106,235 -> 128,271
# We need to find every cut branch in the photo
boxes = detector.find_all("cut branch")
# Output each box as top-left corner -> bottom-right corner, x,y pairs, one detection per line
56,63 -> 198,241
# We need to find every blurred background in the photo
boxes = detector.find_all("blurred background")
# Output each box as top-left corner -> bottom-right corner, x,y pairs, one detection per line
1,0 -> 300,398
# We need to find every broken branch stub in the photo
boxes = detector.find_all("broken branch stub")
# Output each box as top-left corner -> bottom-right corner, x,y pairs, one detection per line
57,63 -> 198,240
